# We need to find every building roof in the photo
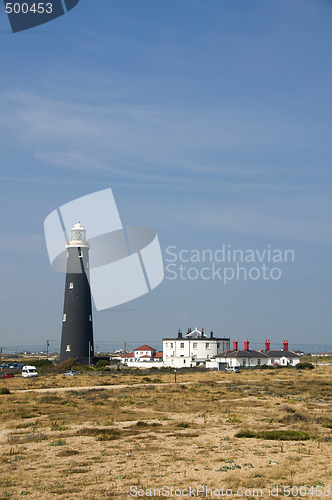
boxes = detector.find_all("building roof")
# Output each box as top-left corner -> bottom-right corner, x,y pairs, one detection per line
140,355 -> 151,358
185,328 -> 207,339
134,345 -> 156,352
121,352 -> 134,358
155,352 -> 163,358
214,349 -> 269,359
263,350 -> 300,358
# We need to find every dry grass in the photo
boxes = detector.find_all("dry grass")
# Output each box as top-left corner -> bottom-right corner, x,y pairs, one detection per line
0,368 -> 331,499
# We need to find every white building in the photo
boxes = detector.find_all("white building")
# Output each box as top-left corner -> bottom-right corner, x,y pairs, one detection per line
209,339 -> 301,369
263,340 -> 301,366
209,339 -> 270,369
120,344 -> 163,368
163,328 -> 230,368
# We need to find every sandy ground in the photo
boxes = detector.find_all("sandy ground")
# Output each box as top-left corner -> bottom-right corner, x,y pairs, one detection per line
0,369 -> 331,499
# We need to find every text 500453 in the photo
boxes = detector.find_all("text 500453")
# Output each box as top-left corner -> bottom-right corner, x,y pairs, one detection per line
5,3 -> 53,14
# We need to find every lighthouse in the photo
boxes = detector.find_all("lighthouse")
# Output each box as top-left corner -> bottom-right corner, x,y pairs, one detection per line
60,222 -> 94,365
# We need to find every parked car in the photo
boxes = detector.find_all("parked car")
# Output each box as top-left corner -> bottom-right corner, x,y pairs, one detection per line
22,365 -> 38,378
1,373 -> 14,379
63,370 -> 78,376
225,366 -> 240,373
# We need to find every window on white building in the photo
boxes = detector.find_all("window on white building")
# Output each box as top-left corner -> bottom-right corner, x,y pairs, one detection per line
193,343 -> 197,349
206,343 -> 210,349
207,355 -> 210,359
243,359 -> 246,366
217,343 -> 220,348
171,343 -> 173,348
180,343 -> 184,349
258,359 -> 261,365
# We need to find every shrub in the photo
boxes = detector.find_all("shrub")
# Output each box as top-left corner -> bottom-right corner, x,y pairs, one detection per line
50,421 -> 67,431
295,362 -> 314,370
76,427 -> 121,440
258,430 -> 313,441
95,360 -> 110,370
56,358 -> 79,374
235,429 -> 313,441
235,429 -> 256,438
34,359 -> 53,368
280,412 -> 308,423
49,439 -> 67,446
177,422 -> 190,428
0,388 -> 10,395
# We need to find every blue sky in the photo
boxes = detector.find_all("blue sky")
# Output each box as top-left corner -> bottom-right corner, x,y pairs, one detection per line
0,0 -> 331,353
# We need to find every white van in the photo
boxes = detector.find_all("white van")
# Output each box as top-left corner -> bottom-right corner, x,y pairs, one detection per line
22,365 -> 38,378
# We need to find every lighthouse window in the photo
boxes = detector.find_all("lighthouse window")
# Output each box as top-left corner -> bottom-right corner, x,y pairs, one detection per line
63,314 -> 67,322
79,251 -> 83,258
69,282 -> 74,289
89,315 -> 92,321
66,345 -> 71,352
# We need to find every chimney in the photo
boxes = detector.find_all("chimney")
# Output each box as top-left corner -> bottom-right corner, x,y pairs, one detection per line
210,330 -> 214,339
178,329 -> 182,339
233,339 -> 238,351
282,340 -> 289,351
244,339 -> 249,350
265,339 -> 270,351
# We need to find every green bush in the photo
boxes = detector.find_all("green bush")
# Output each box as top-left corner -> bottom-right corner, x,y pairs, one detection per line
95,360 -> 110,370
235,429 -> 313,441
0,387 -> 10,395
34,359 -> 54,368
235,429 -> 256,438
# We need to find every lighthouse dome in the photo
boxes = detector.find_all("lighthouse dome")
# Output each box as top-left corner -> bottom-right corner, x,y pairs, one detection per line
67,222 -> 90,248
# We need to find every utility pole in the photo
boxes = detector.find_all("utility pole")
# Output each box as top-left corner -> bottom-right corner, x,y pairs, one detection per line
46,339 -> 49,360
314,344 -> 318,374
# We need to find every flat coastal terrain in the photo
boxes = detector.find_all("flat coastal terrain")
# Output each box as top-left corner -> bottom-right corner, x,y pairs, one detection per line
0,368 -> 331,499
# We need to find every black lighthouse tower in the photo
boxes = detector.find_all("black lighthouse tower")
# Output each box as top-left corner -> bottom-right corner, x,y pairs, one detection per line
60,222 -> 94,365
